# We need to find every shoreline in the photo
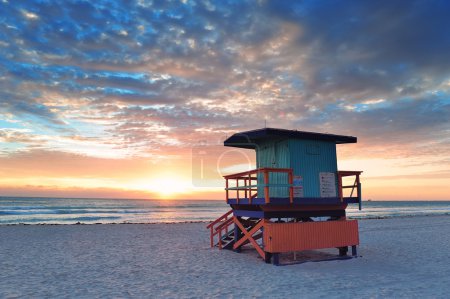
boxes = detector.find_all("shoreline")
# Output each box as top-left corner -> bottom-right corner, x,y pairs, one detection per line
1,213 -> 449,226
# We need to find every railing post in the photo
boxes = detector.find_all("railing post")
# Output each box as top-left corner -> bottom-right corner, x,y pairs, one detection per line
338,172 -> 343,202
264,170 -> 270,204
210,227 -> 214,248
248,173 -> 252,204
225,179 -> 229,203
357,174 -> 362,210
244,177 -> 247,199
236,178 -> 239,204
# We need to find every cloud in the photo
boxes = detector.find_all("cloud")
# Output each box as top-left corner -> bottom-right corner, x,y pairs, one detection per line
0,0 -> 449,199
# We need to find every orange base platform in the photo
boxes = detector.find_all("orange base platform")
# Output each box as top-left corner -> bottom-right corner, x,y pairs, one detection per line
263,220 -> 359,253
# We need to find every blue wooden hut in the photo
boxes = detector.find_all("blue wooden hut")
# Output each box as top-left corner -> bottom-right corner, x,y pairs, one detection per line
207,128 -> 362,265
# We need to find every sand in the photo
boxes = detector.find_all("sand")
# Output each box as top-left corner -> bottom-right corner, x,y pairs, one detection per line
1,216 -> 449,298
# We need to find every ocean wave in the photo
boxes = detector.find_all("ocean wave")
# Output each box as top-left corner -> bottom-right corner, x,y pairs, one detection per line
1,197 -> 450,225
0,215 -> 123,224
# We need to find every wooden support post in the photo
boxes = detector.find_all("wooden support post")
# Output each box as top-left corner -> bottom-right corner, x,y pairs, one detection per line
272,253 -> 280,266
264,170 -> 270,204
338,173 -> 343,202
234,219 -> 241,253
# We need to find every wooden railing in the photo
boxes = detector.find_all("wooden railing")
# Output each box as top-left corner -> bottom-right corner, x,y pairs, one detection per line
224,168 -> 294,204
338,171 -> 363,209
206,210 -> 233,248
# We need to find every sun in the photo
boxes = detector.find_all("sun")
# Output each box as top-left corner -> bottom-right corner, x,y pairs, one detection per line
129,175 -> 192,199
127,169 -> 194,199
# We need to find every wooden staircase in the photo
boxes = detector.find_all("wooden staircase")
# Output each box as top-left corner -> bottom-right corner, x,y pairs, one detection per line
219,229 -> 235,250
207,211 -> 262,250
206,210 -> 233,249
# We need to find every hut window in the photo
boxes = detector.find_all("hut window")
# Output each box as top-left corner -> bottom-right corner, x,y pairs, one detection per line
306,144 -> 320,155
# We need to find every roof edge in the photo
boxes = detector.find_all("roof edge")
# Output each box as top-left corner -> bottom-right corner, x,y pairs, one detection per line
224,128 -> 357,149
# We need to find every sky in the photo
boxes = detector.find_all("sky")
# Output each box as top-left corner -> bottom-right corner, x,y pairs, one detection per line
0,0 -> 449,200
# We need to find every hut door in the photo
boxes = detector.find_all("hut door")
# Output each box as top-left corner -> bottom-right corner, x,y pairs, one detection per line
257,143 -> 275,168
257,143 -> 276,198
257,142 -> 290,198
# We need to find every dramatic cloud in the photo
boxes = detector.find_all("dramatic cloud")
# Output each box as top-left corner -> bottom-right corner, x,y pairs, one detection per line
0,0 -> 449,199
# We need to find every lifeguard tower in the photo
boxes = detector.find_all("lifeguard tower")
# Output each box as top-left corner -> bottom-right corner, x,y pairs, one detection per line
207,128 -> 362,265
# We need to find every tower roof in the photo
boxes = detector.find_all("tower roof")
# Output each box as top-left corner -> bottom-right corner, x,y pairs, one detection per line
224,128 -> 357,149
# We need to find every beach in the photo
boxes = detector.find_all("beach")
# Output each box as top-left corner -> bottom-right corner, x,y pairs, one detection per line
1,215 -> 449,298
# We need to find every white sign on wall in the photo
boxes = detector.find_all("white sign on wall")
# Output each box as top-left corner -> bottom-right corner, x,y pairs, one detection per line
319,172 -> 336,197
293,175 -> 304,198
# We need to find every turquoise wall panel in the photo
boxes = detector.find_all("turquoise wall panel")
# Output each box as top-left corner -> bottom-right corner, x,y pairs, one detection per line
256,140 -> 290,197
288,139 -> 338,197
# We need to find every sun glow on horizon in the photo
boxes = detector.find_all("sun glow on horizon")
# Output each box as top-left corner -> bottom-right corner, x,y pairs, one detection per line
131,175 -> 193,198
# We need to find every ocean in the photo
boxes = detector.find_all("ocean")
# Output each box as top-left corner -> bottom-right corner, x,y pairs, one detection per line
0,197 -> 449,225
